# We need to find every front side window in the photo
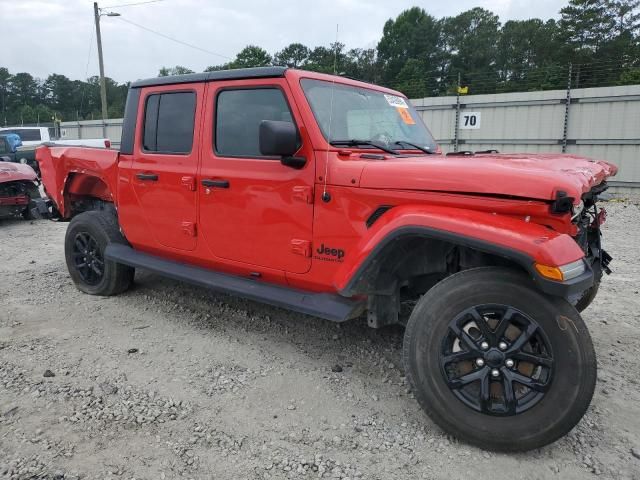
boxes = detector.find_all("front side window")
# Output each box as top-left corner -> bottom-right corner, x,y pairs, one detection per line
143,91 -> 196,154
300,78 -> 437,153
215,88 -> 294,157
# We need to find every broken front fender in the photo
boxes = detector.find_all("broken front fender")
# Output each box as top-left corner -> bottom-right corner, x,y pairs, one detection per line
334,204 -> 593,298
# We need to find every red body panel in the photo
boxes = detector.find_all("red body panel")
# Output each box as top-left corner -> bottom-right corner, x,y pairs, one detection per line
0,163 -> 38,209
196,77 -> 315,274
333,204 -> 584,291
36,69 -> 618,296
117,82 -> 205,252
0,162 -> 38,183
37,145 -> 119,217
359,153 -> 617,202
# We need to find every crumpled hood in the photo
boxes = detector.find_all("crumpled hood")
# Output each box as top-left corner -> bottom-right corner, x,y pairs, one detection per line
0,162 -> 38,183
359,153 -> 618,202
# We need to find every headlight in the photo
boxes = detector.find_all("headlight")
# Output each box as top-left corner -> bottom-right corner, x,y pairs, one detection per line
535,259 -> 586,281
19,158 -> 27,164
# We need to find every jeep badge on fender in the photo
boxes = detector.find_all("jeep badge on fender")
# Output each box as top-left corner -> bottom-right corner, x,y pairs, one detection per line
315,243 -> 345,261
37,66 -> 617,452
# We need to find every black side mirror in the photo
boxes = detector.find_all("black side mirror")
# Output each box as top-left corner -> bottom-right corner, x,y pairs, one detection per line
259,120 -> 306,169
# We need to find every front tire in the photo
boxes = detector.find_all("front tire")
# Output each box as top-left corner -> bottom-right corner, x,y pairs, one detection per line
64,211 -> 134,296
403,267 -> 596,452
574,281 -> 599,312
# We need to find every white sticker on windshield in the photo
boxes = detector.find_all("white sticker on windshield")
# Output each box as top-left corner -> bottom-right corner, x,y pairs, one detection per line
384,94 -> 408,108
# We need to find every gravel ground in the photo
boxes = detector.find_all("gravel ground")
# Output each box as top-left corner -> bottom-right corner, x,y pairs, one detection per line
1,197 -> 639,480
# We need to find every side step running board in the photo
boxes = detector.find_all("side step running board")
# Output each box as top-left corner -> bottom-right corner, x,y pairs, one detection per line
104,244 -> 363,322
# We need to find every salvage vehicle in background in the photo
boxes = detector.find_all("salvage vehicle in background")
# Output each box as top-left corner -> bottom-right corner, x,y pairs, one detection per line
37,67 -> 617,452
0,161 -> 46,219
0,126 -> 111,148
0,126 -> 111,176
0,133 -> 40,174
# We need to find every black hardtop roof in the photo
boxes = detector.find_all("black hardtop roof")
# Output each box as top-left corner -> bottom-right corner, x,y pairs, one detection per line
130,66 -> 288,88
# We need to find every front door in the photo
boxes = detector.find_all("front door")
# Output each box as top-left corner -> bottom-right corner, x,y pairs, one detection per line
198,79 -> 314,274
127,84 -> 203,251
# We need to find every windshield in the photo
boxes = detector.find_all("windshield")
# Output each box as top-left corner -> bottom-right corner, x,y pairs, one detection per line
300,78 -> 437,152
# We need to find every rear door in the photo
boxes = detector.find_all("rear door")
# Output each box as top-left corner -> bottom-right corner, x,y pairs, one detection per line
126,83 -> 203,251
198,79 -> 315,273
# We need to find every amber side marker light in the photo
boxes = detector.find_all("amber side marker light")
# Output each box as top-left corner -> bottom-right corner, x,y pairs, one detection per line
534,259 -> 586,282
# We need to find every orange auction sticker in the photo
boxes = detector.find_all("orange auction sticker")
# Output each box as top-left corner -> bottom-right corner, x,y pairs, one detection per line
397,107 -> 415,125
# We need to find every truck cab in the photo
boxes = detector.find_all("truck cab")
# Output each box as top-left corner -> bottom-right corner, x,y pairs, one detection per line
36,67 -> 617,452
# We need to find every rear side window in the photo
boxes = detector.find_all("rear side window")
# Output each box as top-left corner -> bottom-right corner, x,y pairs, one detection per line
215,88 -> 293,157
143,91 -> 196,154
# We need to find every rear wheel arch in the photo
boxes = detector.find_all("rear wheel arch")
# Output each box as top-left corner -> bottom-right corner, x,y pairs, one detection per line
61,172 -> 116,219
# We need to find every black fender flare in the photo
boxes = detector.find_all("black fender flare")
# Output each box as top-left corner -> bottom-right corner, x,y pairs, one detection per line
338,226 -> 594,299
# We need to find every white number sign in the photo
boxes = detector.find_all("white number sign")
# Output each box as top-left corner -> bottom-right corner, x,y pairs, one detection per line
460,112 -> 481,130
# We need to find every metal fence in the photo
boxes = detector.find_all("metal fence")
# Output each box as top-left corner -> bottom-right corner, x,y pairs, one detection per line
59,119 -> 123,149
59,83 -> 640,190
412,84 -> 640,190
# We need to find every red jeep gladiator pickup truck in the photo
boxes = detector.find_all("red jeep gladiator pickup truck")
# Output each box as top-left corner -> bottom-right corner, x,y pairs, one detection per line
37,67 -> 617,451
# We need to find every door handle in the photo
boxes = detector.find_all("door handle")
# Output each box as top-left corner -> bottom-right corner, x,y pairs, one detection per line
201,179 -> 229,188
136,173 -> 158,181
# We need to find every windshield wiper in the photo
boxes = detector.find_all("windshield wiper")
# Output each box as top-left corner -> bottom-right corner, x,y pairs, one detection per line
330,139 -> 399,155
392,140 -> 434,154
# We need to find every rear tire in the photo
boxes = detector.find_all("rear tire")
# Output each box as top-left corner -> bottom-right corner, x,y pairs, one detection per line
403,267 -> 596,452
65,210 -> 134,296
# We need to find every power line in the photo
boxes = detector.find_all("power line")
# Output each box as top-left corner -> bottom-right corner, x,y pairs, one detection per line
102,0 -> 165,9
78,25 -> 95,117
115,16 -> 232,60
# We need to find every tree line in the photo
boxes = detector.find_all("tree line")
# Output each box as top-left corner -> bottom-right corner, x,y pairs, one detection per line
2,0 -> 638,126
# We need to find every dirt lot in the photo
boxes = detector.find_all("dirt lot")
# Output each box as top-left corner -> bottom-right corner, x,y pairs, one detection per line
1,199 -> 639,480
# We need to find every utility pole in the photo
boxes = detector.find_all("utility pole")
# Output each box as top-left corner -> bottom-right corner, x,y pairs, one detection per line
454,72 -> 461,153
94,2 -> 109,127
562,63 -> 573,154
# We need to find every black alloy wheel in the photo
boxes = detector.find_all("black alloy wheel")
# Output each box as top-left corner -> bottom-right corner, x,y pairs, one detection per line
71,231 -> 105,286
440,304 -> 554,416
403,267 -> 597,451
64,210 -> 134,296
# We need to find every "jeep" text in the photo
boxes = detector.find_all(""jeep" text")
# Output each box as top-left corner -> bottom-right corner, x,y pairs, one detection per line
316,244 -> 345,259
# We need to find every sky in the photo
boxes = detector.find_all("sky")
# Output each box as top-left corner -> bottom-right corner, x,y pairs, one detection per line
3,0 -> 566,84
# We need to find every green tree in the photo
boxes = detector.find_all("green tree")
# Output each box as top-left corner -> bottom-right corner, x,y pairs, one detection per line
610,0 -> 640,35
344,48 -> 378,82
559,0 -> 614,54
376,7 -> 442,87
274,43 -> 310,67
441,8 -> 501,92
304,43 -> 347,74
158,65 -> 195,77
619,66 -> 640,83
42,74 -> 76,117
232,45 -> 272,68
10,73 -> 39,108
204,63 -> 233,72
497,19 -> 562,90
0,67 -> 11,124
